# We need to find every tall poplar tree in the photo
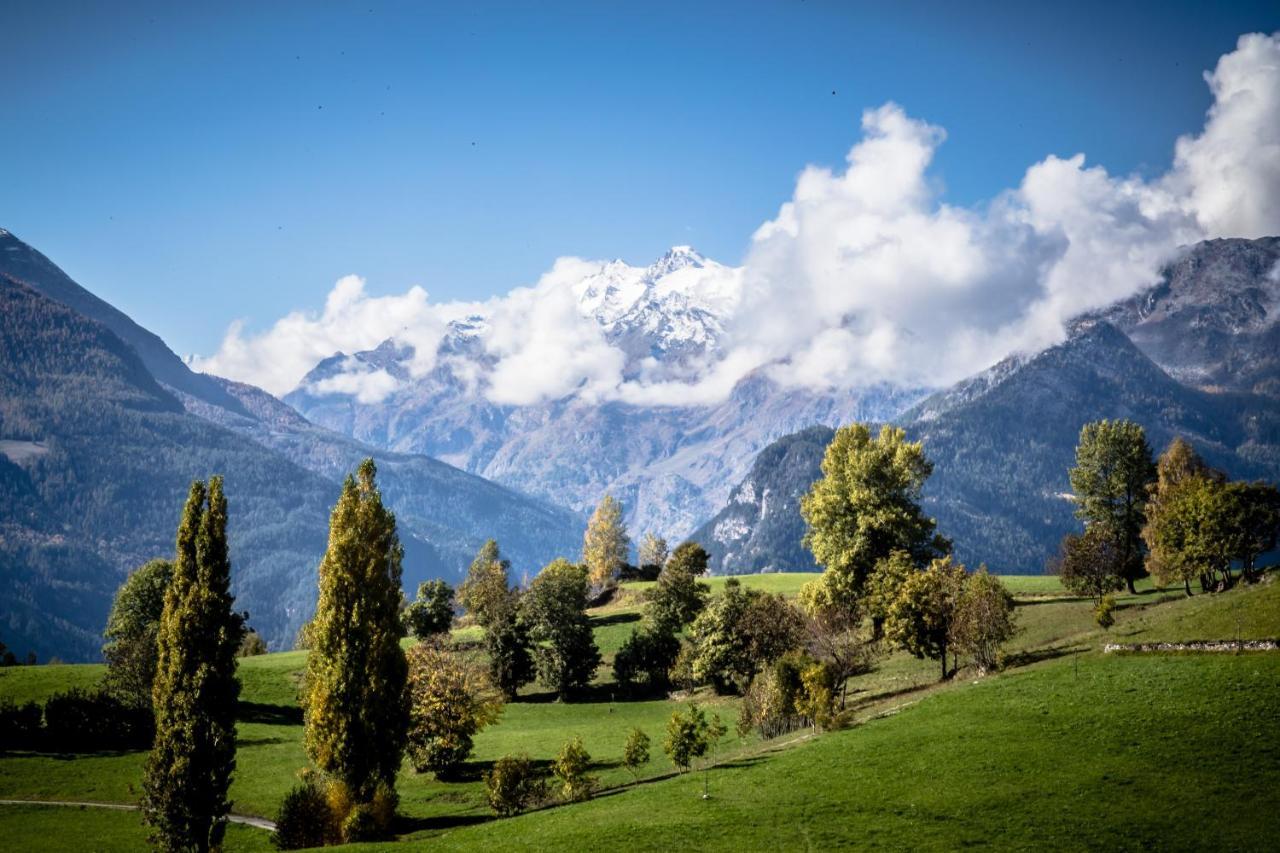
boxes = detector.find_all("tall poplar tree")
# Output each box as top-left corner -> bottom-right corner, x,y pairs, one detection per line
143,477 -> 244,853
304,459 -> 409,808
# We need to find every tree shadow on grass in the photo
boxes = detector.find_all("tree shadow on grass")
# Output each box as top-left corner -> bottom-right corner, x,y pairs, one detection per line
517,681 -> 643,705
393,813 -> 492,835
1001,643 -> 1085,670
589,612 -> 642,628
236,701 -> 302,726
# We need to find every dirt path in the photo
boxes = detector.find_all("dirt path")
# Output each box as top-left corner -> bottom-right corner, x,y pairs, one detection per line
0,799 -> 275,831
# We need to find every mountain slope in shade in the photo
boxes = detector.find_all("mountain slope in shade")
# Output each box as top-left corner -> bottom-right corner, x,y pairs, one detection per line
688,426 -> 833,574
692,319 -> 1280,575
0,230 -> 584,660
0,228 -> 250,417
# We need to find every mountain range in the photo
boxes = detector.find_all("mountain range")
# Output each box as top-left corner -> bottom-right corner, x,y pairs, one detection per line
696,237 -> 1280,574
286,246 -> 923,538
0,229 -> 584,661
4,230 -> 1277,661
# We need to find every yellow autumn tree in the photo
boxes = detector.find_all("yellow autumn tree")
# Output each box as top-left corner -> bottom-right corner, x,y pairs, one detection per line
582,494 -> 630,589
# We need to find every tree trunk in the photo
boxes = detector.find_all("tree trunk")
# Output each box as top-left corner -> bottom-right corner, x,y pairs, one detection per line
1184,578 -> 1192,597
1126,577 -> 1137,595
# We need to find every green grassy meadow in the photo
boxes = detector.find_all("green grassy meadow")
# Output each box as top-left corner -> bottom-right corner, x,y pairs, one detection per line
2,572 -> 1277,850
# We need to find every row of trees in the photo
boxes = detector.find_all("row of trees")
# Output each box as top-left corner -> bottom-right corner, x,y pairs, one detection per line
1055,422 -> 1278,623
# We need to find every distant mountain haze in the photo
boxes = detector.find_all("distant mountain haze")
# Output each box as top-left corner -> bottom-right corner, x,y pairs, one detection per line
0,229 -> 584,662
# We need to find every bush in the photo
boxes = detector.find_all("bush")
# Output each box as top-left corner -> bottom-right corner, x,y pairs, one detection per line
622,728 -> 650,779
43,688 -> 152,752
1095,594 -> 1117,629
0,699 -> 42,751
340,803 -> 381,843
238,631 -> 269,657
485,753 -> 546,816
553,736 -> 596,802
272,780 -> 333,850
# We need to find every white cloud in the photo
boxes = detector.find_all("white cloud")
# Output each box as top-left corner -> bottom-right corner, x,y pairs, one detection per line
310,359 -> 402,404
194,32 -> 1280,404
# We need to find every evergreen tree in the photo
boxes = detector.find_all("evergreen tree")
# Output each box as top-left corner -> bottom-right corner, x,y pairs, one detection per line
800,424 -> 949,612
304,459 -> 409,816
521,559 -> 601,699
1069,420 -> 1157,593
143,478 -> 244,852
582,495 -> 631,589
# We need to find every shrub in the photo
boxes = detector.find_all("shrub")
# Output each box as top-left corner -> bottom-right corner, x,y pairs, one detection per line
553,736 -> 596,802
0,699 -> 42,751
406,644 -> 504,778
1095,594 -> 1117,629
485,753 -> 546,816
43,688 -> 152,752
340,803 -> 380,843
622,728 -> 651,779
272,780 -> 333,850
238,631 -> 269,657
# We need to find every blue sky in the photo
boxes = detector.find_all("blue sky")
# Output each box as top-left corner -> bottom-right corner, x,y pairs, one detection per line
2,0 -> 1277,357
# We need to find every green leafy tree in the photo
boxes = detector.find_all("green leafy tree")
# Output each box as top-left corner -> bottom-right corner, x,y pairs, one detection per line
622,728 -> 651,779
690,580 -> 805,695
553,736 -> 597,802
583,495 -> 631,589
406,643 -> 503,778
1142,440 -> 1223,594
522,559 -> 601,699
864,550 -> 915,636
1054,526 -> 1126,605
1069,420 -> 1157,593
1219,481 -> 1280,583
800,424 -> 949,613
143,478 -> 244,853
885,556 -> 966,681
458,540 -> 511,628
951,568 -> 1017,674
102,558 -> 173,709
304,459 -> 409,822
645,541 -> 711,632
405,579 -> 455,639
663,703 -> 714,772
613,625 -> 681,693
484,590 -> 536,699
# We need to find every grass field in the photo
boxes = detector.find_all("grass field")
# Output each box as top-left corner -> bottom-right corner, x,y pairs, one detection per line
2,572 -> 1276,850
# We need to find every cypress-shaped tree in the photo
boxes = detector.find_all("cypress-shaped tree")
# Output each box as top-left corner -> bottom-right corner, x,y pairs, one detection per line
143,477 -> 244,852
304,459 -> 409,807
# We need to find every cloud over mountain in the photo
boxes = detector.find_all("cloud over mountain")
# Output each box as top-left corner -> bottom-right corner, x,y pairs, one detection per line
193,32 -> 1280,402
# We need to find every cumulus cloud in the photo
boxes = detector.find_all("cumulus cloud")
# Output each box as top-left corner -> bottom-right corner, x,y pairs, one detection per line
194,32 -> 1280,404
